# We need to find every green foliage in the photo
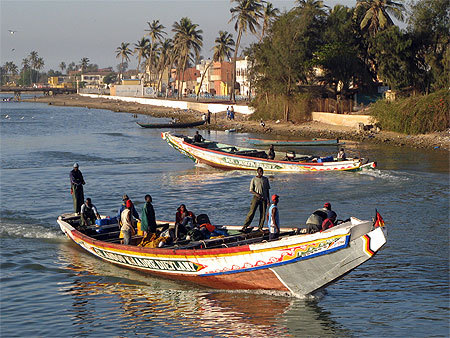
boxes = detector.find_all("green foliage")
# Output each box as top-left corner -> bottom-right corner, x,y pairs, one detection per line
250,92 -> 314,123
103,72 -> 117,85
370,89 -> 450,134
407,0 -> 450,91
371,26 -> 422,90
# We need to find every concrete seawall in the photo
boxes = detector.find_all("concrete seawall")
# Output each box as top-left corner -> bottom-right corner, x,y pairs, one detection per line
80,94 -> 255,115
311,112 -> 376,128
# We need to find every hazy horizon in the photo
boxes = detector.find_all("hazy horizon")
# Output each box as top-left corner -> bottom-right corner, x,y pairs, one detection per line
1,0 -> 359,73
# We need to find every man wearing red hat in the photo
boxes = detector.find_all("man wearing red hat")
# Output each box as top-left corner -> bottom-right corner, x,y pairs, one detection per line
120,199 -> 136,245
267,194 -> 280,240
306,202 -> 336,234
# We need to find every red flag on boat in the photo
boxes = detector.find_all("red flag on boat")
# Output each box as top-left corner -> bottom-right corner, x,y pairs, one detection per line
374,210 -> 385,228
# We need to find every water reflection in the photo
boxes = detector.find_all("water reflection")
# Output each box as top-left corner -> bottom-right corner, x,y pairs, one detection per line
58,242 -> 349,337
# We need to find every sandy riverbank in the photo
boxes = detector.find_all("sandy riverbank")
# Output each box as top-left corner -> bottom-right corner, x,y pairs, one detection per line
25,94 -> 449,151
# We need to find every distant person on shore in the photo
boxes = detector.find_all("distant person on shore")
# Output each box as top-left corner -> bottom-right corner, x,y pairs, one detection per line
141,194 -> 157,238
207,110 -> 211,124
337,148 -> 346,160
241,167 -> 271,232
267,194 -> 280,241
117,194 -> 140,221
268,145 -> 275,160
226,106 -> 230,120
230,106 -> 235,120
70,162 -> 85,214
80,198 -> 101,227
121,199 -> 136,245
193,130 -> 204,143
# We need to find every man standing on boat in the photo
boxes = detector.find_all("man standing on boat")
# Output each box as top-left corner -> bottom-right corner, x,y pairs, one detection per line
267,194 -> 280,240
121,199 -> 135,245
141,194 -> 157,238
242,167 -> 270,232
70,162 -> 85,214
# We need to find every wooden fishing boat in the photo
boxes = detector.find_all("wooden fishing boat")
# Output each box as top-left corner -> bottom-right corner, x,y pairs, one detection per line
162,132 -> 376,172
57,212 -> 387,296
247,137 -> 341,146
137,120 -> 206,129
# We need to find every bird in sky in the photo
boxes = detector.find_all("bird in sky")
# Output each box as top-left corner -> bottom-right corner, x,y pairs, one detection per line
8,30 -> 17,34
11,48 -> 15,52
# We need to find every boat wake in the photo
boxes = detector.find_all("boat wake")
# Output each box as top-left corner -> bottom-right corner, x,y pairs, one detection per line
359,168 -> 411,181
0,217 -> 65,239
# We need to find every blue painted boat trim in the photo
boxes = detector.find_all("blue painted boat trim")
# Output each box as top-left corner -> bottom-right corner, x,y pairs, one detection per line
199,235 -> 351,277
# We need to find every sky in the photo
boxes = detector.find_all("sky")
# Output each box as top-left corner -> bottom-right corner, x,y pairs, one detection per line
1,0 -> 359,72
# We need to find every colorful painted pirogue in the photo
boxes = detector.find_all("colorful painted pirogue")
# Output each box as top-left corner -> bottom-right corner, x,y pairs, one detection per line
58,212 -> 386,296
162,132 -> 376,172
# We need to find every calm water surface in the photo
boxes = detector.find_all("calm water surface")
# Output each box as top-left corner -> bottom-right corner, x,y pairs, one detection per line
1,97 -> 448,337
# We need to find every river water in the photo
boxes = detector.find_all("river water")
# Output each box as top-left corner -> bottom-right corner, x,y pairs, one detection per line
1,96 -> 448,337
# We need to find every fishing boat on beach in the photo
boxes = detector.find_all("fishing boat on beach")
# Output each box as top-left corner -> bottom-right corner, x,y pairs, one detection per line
247,137 -> 341,146
162,132 -> 376,172
137,120 -> 206,129
57,212 -> 386,296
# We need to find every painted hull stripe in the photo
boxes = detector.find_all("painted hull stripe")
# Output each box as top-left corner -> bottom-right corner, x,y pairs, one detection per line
200,236 -> 350,276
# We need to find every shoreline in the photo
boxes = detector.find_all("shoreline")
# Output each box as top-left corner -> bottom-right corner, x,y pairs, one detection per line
24,94 -> 449,151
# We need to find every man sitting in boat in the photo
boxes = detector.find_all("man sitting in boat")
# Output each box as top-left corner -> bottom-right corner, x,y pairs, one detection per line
337,148 -> 346,160
80,198 -> 101,227
193,131 -> 204,143
173,204 -> 196,241
268,145 -> 275,160
306,202 -> 337,234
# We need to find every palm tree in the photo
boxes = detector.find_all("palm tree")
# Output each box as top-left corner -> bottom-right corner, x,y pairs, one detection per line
29,51 -> 39,84
260,2 -> 280,40
79,57 -> 90,74
196,31 -> 235,101
115,43 -> 132,80
59,62 -> 66,74
156,38 -> 174,92
134,37 -> 150,77
35,57 -> 44,83
355,0 -> 405,36
172,17 -> 203,99
145,20 -> 166,84
229,0 -> 264,102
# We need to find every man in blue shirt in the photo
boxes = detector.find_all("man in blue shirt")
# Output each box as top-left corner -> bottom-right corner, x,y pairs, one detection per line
267,194 -> 280,241
117,194 -> 140,222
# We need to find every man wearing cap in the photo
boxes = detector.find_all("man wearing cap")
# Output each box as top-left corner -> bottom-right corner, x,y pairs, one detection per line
117,194 -> 140,221
306,202 -> 336,234
267,194 -> 280,241
242,167 -> 270,231
70,162 -> 85,214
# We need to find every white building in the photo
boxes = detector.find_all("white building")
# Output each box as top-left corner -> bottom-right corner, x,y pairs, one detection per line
196,59 -> 213,94
236,57 -> 252,97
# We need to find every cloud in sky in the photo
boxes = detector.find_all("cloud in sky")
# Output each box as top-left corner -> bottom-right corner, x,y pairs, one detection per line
1,0 -> 358,71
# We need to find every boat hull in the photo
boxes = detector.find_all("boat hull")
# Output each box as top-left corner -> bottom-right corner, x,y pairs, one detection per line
162,132 -> 373,172
137,120 -> 206,129
58,215 -> 386,296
